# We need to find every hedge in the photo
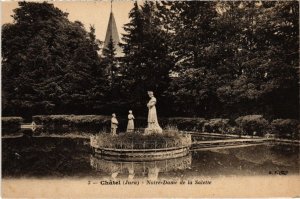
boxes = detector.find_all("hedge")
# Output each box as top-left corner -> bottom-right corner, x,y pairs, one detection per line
30,114 -> 300,140
33,115 -> 111,132
30,115 -> 258,136
162,117 -> 206,131
121,117 -> 207,132
203,119 -> 230,134
271,119 -> 299,139
2,117 -> 24,134
235,115 -> 269,136
32,115 -> 208,133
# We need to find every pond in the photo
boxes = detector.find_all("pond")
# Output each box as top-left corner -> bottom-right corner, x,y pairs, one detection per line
2,131 -> 299,179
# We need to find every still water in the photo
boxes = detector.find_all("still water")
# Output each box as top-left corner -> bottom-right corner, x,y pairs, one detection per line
2,132 -> 299,179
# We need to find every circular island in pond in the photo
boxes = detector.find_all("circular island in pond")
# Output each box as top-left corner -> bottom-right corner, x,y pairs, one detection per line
90,131 -> 192,161
90,91 -> 192,161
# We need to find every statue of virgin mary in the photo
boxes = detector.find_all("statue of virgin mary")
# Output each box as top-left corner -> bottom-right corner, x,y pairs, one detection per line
145,91 -> 163,134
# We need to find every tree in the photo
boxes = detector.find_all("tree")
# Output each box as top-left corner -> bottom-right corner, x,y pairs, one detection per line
100,35 -> 124,113
120,1 -> 174,114
2,1 -> 298,119
164,1 -> 223,117
163,1 -> 298,118
216,1 -> 299,118
2,2 -> 107,116
102,36 -> 117,82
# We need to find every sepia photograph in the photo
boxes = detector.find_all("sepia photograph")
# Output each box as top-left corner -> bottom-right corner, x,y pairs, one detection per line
1,0 -> 299,198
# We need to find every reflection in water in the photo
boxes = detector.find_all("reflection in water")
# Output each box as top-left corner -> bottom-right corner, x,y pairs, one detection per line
233,145 -> 299,167
209,144 -> 299,167
2,133 -> 299,178
192,144 -> 299,176
90,154 -> 192,180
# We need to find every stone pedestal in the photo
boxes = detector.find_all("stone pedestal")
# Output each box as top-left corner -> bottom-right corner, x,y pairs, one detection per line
144,126 -> 163,134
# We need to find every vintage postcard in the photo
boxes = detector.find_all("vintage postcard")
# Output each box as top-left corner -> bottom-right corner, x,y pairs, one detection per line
1,0 -> 299,198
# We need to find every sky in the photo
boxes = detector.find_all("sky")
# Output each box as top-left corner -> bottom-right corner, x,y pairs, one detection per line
1,1 -> 134,42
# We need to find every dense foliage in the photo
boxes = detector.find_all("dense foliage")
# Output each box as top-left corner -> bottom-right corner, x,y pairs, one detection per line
2,1 -> 299,120
162,1 -> 299,118
119,1 -> 299,119
2,2 -> 108,117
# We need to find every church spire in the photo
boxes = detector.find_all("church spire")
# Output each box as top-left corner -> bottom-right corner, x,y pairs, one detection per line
110,0 -> 113,13
103,0 -> 123,57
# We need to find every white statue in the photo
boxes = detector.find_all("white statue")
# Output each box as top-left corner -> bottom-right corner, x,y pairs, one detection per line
111,113 -> 118,136
126,110 -> 135,133
145,91 -> 162,134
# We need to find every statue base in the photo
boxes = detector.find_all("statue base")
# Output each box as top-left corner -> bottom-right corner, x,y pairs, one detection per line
144,127 -> 163,134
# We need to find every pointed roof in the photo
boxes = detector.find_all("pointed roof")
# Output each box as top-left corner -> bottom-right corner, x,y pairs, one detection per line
103,12 -> 123,57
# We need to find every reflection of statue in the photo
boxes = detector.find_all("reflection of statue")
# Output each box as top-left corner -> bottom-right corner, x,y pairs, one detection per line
126,110 -> 135,133
128,167 -> 135,180
111,172 -> 119,179
147,167 -> 160,180
90,154 -> 192,179
145,91 -> 162,134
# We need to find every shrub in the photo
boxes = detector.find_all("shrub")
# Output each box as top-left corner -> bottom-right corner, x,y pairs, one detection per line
164,124 -> 179,131
203,118 -> 230,133
235,115 -> 268,136
271,119 -> 299,140
95,131 -> 192,149
165,117 -> 207,131
2,117 -> 24,134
